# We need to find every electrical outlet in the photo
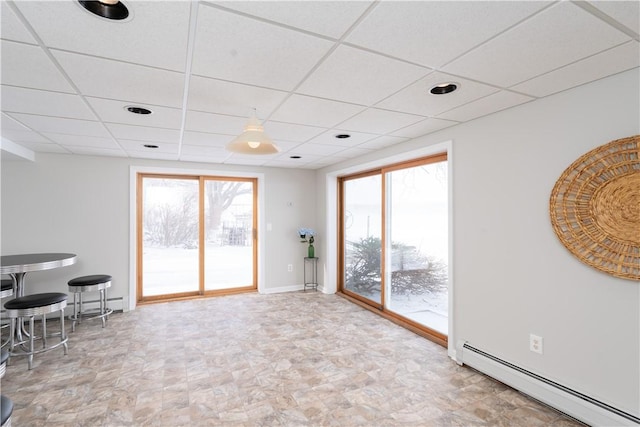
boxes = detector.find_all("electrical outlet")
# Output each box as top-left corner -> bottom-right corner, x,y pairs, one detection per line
287,264 -> 293,272
530,334 -> 543,354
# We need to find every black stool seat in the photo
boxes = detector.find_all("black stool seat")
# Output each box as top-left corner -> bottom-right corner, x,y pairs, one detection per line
1,395 -> 13,426
0,280 -> 11,292
5,293 -> 67,310
68,275 -> 112,287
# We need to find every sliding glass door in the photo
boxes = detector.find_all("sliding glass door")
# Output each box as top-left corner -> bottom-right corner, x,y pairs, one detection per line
137,174 -> 257,302
203,179 -> 254,291
385,160 -> 448,335
342,172 -> 382,306
340,154 -> 449,340
140,176 -> 200,297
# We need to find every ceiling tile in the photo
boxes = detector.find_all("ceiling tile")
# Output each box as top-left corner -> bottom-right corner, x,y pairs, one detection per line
180,144 -> 228,157
512,41 -> 640,97
2,112 -> 31,131
376,72 -> 500,117
182,131 -> 234,148
1,1 -> 37,44
335,146 -> 377,159
437,91 -> 533,122
125,150 -> 179,161
358,135 -> 410,150
185,111 -> 247,134
288,143 -> 348,156
1,41 -> 75,93
262,159 -> 308,169
337,108 -> 425,135
15,1 -> 191,72
298,45 -> 431,105
263,120 -> 326,143
7,113 -> 110,137
1,86 -> 95,120
120,140 -> 178,154
212,1 -> 372,39
589,1 -> 639,35
224,154 -> 275,166
65,146 -> 127,157
181,153 -> 232,164
192,5 -> 334,90
270,94 -> 365,128
86,97 -> 183,129
187,76 -> 288,117
346,1 -> 549,68
443,2 -> 631,87
390,118 -> 459,139
106,124 -> 180,143
52,51 -> 185,108
267,140 -> 302,152
42,133 -> 119,149
13,141 -> 67,153
306,130 -> 378,147
1,129 -> 51,144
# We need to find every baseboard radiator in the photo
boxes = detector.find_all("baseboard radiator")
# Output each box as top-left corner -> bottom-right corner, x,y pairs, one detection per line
457,341 -> 640,426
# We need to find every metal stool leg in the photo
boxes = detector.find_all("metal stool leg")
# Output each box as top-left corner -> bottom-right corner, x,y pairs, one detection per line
27,316 -> 34,370
42,314 -> 47,348
99,289 -> 106,328
60,309 -> 68,355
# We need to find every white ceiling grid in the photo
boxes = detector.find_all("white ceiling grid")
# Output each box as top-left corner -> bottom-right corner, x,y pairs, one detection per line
0,0 -> 638,169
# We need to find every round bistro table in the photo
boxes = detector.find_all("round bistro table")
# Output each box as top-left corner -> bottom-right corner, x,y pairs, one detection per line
1,253 -> 77,341
0,253 -> 77,298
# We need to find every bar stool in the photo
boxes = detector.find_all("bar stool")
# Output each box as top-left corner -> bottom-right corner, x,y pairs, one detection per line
67,275 -> 113,332
0,350 -> 12,427
0,349 -> 8,378
0,395 -> 12,427
4,293 -> 68,370
0,280 -> 14,349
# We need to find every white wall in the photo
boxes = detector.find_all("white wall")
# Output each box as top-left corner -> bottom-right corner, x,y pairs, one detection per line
319,68 -> 640,416
0,155 -> 317,302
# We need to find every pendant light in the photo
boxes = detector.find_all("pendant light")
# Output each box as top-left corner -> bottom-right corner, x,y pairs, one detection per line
226,109 -> 279,155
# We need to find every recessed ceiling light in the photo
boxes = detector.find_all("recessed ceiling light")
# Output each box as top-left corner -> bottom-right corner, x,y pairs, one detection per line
430,82 -> 458,95
78,0 -> 129,20
335,134 -> 351,139
290,155 -> 301,159
126,106 -> 152,115
143,144 -> 158,149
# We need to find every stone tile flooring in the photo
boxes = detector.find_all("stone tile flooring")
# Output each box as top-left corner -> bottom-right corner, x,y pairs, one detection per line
1,292 -> 585,426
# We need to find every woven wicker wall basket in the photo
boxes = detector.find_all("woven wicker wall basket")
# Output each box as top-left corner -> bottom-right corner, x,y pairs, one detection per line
550,135 -> 640,281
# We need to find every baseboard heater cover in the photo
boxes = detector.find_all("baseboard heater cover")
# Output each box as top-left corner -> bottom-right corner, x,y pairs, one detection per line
457,341 -> 640,426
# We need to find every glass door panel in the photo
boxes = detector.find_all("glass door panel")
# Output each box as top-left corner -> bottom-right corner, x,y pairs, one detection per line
141,177 -> 199,297
386,161 -> 448,334
343,174 -> 382,305
203,180 -> 255,291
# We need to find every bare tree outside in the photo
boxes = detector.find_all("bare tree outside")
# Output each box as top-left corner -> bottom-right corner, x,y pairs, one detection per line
205,181 -> 252,238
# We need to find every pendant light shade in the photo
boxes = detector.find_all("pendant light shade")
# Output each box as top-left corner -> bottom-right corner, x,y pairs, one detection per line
226,110 -> 279,155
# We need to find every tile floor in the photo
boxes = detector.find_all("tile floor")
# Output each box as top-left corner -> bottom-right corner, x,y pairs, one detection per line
1,291 -> 585,426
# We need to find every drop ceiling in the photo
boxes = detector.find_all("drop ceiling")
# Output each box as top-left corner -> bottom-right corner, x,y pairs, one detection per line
1,0 -> 638,169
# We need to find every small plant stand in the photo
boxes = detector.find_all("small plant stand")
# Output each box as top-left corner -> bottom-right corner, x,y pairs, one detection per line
303,257 -> 318,292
